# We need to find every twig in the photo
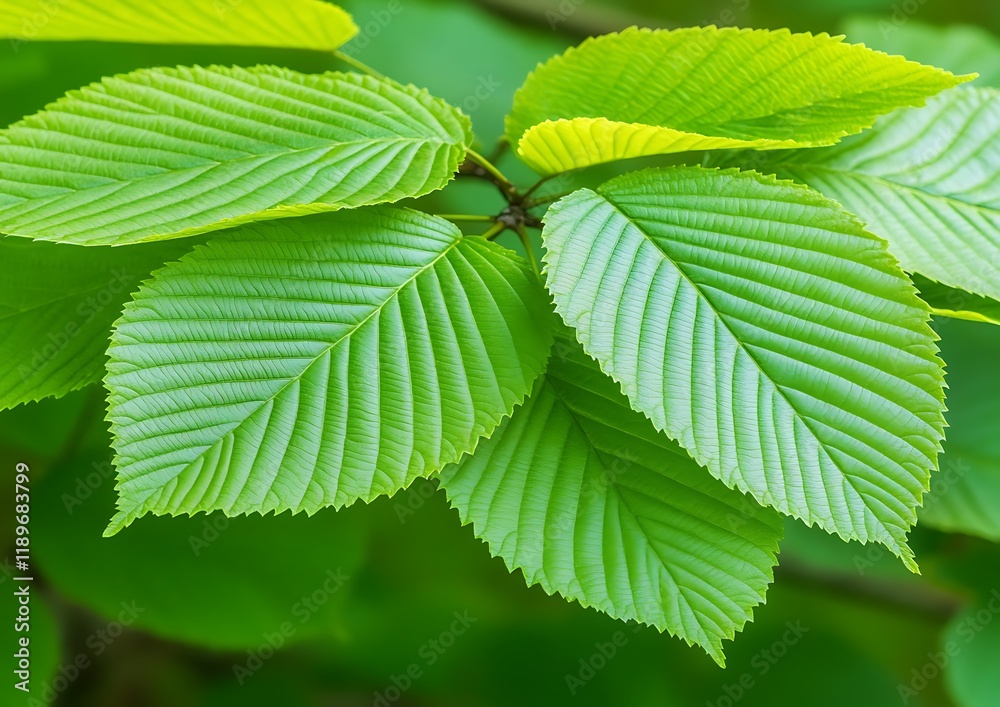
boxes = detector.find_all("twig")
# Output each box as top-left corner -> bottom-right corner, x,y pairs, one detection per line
516,223 -> 541,279
466,149 -> 520,203
333,50 -> 385,79
776,555 -> 964,620
435,214 -> 494,223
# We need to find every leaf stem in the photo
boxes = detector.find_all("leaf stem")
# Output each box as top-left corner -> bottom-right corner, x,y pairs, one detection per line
481,222 -> 507,241
521,172 -> 564,202
333,50 -> 385,79
488,139 -> 510,164
466,149 -> 519,203
436,214 -> 494,223
516,224 -> 541,278
525,191 -> 572,210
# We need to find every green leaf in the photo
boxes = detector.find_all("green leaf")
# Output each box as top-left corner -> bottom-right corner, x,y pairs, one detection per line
0,0 -> 357,52
104,207 -> 553,535
0,66 -> 472,245
842,18 -> 1000,88
941,591 -> 1000,707
756,88 -> 1000,310
439,329 -> 782,666
914,276 -> 1000,327
506,26 -> 969,175
0,237 -> 195,409
541,167 -> 946,569
920,320 -> 1000,542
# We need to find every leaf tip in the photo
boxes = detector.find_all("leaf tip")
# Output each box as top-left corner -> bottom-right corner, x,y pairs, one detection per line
705,642 -> 728,668
103,512 -> 129,538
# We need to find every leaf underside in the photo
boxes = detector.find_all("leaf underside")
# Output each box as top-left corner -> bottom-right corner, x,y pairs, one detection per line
914,275 -> 1000,327
0,0 -> 358,51
507,26 -> 969,174
0,66 -> 471,245
542,166 -> 946,569
104,207 -> 553,535
759,88 -> 1000,308
440,329 -> 782,666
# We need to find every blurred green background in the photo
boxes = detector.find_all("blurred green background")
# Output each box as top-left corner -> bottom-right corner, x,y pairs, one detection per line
2,1 -> 1000,705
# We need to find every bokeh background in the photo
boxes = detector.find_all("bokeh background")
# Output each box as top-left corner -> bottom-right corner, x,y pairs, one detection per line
2,1 -> 1000,705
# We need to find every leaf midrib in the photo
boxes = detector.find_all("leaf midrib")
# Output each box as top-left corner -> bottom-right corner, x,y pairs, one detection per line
786,162 -> 1000,217
544,374 -> 760,654
0,134 -> 458,207
589,189 -> 893,537
548,371 -> 776,539
115,233 -> 465,498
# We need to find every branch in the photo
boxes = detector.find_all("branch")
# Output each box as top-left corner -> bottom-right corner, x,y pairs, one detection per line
471,0 -> 663,37
776,555 -> 965,620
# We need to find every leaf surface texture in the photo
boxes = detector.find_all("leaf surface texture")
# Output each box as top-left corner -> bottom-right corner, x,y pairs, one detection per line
507,27 -> 967,174
0,67 -> 471,245
542,167 -> 946,568
105,208 -> 552,534
441,330 -> 782,665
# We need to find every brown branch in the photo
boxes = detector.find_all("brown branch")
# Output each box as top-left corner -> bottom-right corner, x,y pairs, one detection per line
776,555 -> 965,620
471,0 -> 664,37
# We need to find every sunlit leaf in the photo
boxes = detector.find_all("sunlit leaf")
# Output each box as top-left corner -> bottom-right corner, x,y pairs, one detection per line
507,26 -> 968,174
0,0 -> 357,52
0,66 -> 471,245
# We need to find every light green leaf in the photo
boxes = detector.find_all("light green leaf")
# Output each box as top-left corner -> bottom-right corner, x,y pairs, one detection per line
915,276 -> 1000,327
758,88 -> 1000,309
0,0 -> 357,52
920,320 -> 1000,542
842,17 -> 1000,88
0,66 -> 472,245
439,329 -> 782,666
0,237 -> 196,410
506,26 -> 969,175
105,207 -> 553,535
542,167 -> 946,569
